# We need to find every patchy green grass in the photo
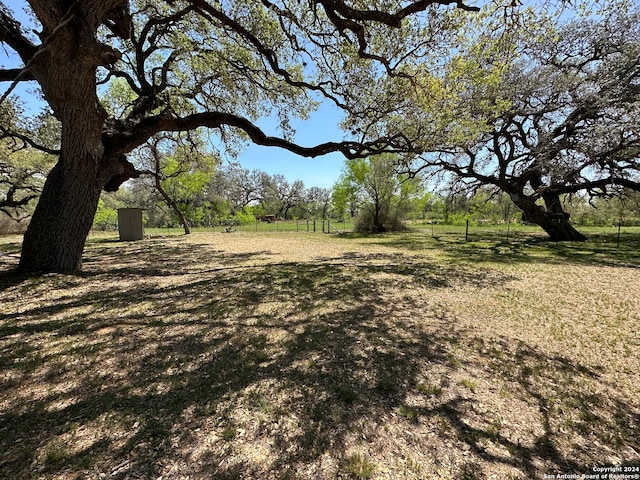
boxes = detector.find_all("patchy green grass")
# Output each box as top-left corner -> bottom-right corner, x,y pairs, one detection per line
0,230 -> 639,479
344,453 -> 376,479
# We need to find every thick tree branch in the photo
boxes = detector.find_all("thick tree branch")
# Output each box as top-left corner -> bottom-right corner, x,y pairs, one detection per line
317,0 -> 479,28
0,68 -> 36,82
0,127 -> 60,155
0,7 -> 38,61
539,176 -> 640,197
0,182 -> 39,209
131,5 -> 197,94
317,0 -> 478,73
440,158 -> 500,188
104,111 -> 413,161
0,7 -> 38,105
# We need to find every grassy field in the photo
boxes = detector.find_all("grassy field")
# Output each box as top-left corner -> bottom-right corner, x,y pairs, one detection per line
0,230 -> 639,479
140,221 -> 640,240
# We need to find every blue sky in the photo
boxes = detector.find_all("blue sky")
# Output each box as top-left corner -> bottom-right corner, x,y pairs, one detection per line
234,101 -> 348,189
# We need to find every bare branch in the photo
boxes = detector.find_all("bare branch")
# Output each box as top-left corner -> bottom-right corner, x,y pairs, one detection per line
0,68 -> 36,82
0,7 -> 38,61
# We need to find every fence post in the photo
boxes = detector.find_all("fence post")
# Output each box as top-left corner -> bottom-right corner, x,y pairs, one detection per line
465,219 -> 469,242
617,220 -> 622,249
313,220 -> 316,233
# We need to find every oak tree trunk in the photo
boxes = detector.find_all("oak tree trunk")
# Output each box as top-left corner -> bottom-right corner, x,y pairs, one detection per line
512,193 -> 587,242
17,8 -> 127,273
18,158 -> 103,273
18,118 -> 106,273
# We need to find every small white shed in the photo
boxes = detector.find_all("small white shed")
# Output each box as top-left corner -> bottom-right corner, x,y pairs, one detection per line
117,208 -> 144,241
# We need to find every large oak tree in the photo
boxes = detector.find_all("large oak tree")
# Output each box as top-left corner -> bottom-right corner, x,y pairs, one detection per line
347,2 -> 640,240
1,0 -> 478,273
439,8 -> 640,241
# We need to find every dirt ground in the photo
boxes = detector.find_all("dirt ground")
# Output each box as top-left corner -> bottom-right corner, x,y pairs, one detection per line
1,231 -> 639,479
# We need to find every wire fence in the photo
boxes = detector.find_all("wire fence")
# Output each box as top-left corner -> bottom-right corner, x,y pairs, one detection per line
228,218 -> 353,234
159,219 -> 640,250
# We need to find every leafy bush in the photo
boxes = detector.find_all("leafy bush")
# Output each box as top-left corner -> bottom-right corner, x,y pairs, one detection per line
234,209 -> 256,225
354,203 -> 408,233
92,200 -> 118,231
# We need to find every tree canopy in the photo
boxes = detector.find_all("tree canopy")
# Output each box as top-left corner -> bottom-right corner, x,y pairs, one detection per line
346,1 -> 640,240
0,0 -> 481,273
334,154 -> 423,232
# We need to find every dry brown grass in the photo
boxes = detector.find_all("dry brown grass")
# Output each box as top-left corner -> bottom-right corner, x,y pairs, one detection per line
0,231 -> 639,479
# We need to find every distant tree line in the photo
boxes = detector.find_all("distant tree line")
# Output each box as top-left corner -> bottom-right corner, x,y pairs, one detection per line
92,161 -> 332,232
87,152 -> 640,233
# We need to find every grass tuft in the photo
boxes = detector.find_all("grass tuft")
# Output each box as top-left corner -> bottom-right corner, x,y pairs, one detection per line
344,453 -> 376,479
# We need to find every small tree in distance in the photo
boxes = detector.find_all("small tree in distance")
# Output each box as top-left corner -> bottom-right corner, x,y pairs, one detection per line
137,134 -> 217,234
335,154 -> 423,233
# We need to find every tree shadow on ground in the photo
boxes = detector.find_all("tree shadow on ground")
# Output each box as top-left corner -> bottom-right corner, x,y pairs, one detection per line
356,230 -> 640,268
0,236 -> 638,479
